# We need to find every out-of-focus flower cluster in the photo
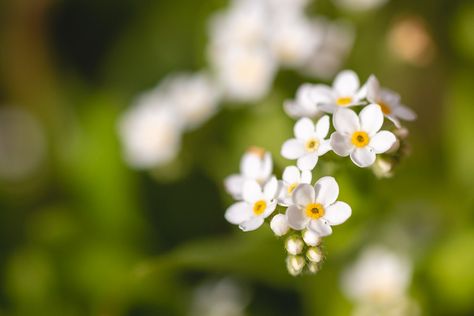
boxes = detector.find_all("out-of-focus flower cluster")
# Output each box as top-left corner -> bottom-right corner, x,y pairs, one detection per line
224,70 -> 416,275
118,0 -> 355,169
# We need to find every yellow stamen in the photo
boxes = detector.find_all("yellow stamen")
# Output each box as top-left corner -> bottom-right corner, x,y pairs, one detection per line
378,101 -> 392,115
351,131 -> 369,148
305,203 -> 325,219
305,138 -> 319,153
253,200 -> 267,215
336,97 -> 352,106
288,183 -> 298,194
247,146 -> 265,158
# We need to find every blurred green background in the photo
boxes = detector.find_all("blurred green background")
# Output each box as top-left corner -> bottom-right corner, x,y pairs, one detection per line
1,0 -> 474,315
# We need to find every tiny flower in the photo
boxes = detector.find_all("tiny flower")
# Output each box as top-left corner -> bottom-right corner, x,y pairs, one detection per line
302,229 -> 322,246
310,70 -> 365,113
285,236 -> 305,255
286,176 -> 351,236
283,84 -> 321,119
306,247 -> 323,263
225,177 -> 278,232
330,104 -> 397,168
365,75 -> 417,127
278,166 -> 312,206
224,147 -> 273,200
281,115 -> 332,170
270,214 -> 290,236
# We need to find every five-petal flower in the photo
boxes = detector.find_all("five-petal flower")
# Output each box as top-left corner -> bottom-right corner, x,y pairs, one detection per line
278,166 -> 312,206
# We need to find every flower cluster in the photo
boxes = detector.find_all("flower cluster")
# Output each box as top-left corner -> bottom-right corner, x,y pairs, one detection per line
224,70 -> 416,275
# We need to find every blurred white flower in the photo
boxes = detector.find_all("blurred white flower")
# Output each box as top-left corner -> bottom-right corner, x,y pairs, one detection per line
278,166 -> 312,206
118,92 -> 182,169
341,246 -> 412,306
0,106 -> 46,181
270,213 -> 290,236
283,84 -> 321,119
365,75 -> 417,127
303,20 -> 355,80
264,0 -> 312,12
281,116 -> 332,170
333,0 -> 388,12
224,148 -> 273,199
225,177 -> 278,231
164,72 -> 221,130
286,176 -> 351,236
189,278 -> 250,316
330,104 -> 396,167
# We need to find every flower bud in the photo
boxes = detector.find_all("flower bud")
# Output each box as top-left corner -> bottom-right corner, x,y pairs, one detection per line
307,262 -> 320,274
285,236 -> 304,255
372,157 -> 393,178
286,255 -> 305,276
306,247 -> 323,263
302,230 -> 321,246
270,214 -> 289,237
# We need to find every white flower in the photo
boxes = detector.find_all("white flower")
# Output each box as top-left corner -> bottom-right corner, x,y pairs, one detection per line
118,92 -> 182,169
281,116 -> 332,170
311,70 -> 365,113
278,166 -> 312,206
224,148 -> 273,199
286,176 -> 351,236
283,83 -> 321,119
365,75 -> 417,127
225,177 -> 279,231
164,72 -> 221,130
330,104 -> 397,168
270,214 -> 290,236
341,246 -> 412,305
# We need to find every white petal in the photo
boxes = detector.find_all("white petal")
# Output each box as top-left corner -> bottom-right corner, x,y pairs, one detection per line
309,219 -> 332,237
264,176 -> 279,200
393,105 -> 417,121
369,131 -> 396,154
314,176 -> 339,206
297,153 -> 319,170
386,115 -> 401,128
286,205 -> 309,230
270,214 -> 289,236
333,108 -> 360,134
294,117 -> 315,140
350,147 -> 376,168
309,84 -> 334,105
315,115 -> 330,139
333,70 -> 360,96
281,139 -> 305,160
365,74 -> 381,102
239,217 -> 264,232
330,132 -> 353,156
225,202 -> 252,224
300,170 -> 312,184
316,139 -> 332,156
282,165 -> 301,184
242,180 -> 263,202
324,201 -> 351,225
360,104 -> 384,136
260,153 -> 273,181
240,152 -> 261,178
262,200 -> 277,218
292,183 -> 315,207
224,174 -> 244,199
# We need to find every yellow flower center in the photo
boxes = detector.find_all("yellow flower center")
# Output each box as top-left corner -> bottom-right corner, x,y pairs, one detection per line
247,146 -> 265,158
305,203 -> 325,219
287,183 -> 298,194
305,138 -> 319,152
378,100 -> 392,115
351,131 -> 369,148
336,97 -> 352,106
253,200 -> 267,215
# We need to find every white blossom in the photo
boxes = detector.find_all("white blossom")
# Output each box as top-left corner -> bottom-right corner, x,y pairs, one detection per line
278,166 -> 312,206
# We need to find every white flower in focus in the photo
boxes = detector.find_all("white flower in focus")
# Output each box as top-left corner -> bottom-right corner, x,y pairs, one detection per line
330,104 -> 396,168
270,13 -> 321,68
365,75 -> 417,127
341,246 -> 412,305
278,166 -> 312,206
270,214 -> 290,236
312,70 -> 365,113
281,116 -> 332,170
118,93 -> 182,169
224,148 -> 273,199
164,72 -> 221,130
214,48 -> 277,102
283,84 -> 321,119
225,177 -> 279,231
286,176 -> 351,236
